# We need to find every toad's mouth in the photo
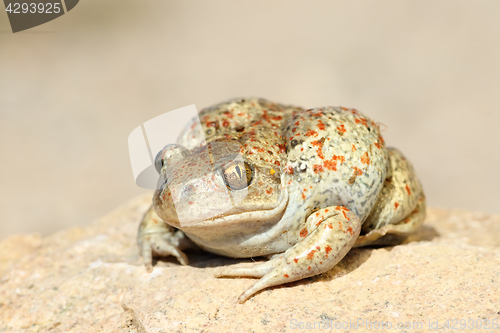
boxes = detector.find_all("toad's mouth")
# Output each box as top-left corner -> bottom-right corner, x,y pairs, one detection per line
176,189 -> 289,229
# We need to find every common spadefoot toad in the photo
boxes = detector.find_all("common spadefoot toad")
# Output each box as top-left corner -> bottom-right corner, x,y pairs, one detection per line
138,98 -> 425,303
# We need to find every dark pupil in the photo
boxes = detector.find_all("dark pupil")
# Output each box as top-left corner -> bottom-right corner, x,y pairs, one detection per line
235,165 -> 242,179
223,162 -> 253,190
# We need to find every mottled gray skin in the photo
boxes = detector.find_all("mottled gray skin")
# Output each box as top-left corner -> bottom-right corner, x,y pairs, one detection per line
138,98 -> 426,303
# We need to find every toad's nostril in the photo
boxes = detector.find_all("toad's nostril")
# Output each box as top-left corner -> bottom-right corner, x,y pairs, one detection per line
154,144 -> 190,174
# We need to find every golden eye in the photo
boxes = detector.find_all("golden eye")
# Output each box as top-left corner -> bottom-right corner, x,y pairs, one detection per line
222,161 -> 253,190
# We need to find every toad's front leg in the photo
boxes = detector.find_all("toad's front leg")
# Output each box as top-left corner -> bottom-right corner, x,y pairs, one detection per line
215,206 -> 361,303
138,206 -> 197,272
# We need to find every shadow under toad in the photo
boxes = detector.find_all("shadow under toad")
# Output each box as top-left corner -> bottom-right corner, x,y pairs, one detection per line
154,224 -> 438,294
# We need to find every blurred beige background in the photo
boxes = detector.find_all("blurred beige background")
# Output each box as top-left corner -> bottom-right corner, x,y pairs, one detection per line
1,0 -> 499,239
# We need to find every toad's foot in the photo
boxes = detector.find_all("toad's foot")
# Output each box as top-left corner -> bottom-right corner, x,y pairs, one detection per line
355,147 -> 426,247
354,196 -> 426,247
214,206 -> 361,303
138,206 -> 197,272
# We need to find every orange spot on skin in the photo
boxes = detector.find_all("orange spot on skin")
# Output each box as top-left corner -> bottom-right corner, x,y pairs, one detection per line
352,144 -> 356,152
294,258 -> 299,263
355,117 -> 368,127
361,152 -> 370,165
337,124 -> 346,134
222,120 -> 229,127
317,120 -> 326,130
326,223 -> 333,229
405,184 -> 411,195
325,209 -> 329,213
284,274 -> 289,278
188,201 -> 194,205
395,202 -> 400,209
325,245 -> 332,254
316,212 -> 320,217
307,250 -> 316,260
277,143 -> 287,153
323,160 -> 337,171
338,221 -> 344,231
302,193 -> 306,200
347,226 -> 354,235
311,138 -> 325,159
307,266 -> 312,270
316,148 -> 324,159
285,166 -> 294,175
324,155 -> 345,171
334,206 -> 350,220
374,142 -> 381,149
353,167 -> 363,176
315,217 -> 324,227
313,165 -> 323,173
266,188 -> 273,194
305,129 -> 318,137
300,228 -> 308,237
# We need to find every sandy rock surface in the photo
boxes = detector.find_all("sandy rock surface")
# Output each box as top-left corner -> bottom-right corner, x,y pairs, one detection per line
1,195 -> 499,333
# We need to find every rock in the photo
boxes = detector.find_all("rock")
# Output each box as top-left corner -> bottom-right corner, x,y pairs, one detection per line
1,195 -> 499,332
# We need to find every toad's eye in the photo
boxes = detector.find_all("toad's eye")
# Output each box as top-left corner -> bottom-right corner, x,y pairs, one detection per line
221,161 -> 254,190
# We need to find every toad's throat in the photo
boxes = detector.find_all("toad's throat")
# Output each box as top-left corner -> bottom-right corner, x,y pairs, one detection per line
174,189 -> 289,229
